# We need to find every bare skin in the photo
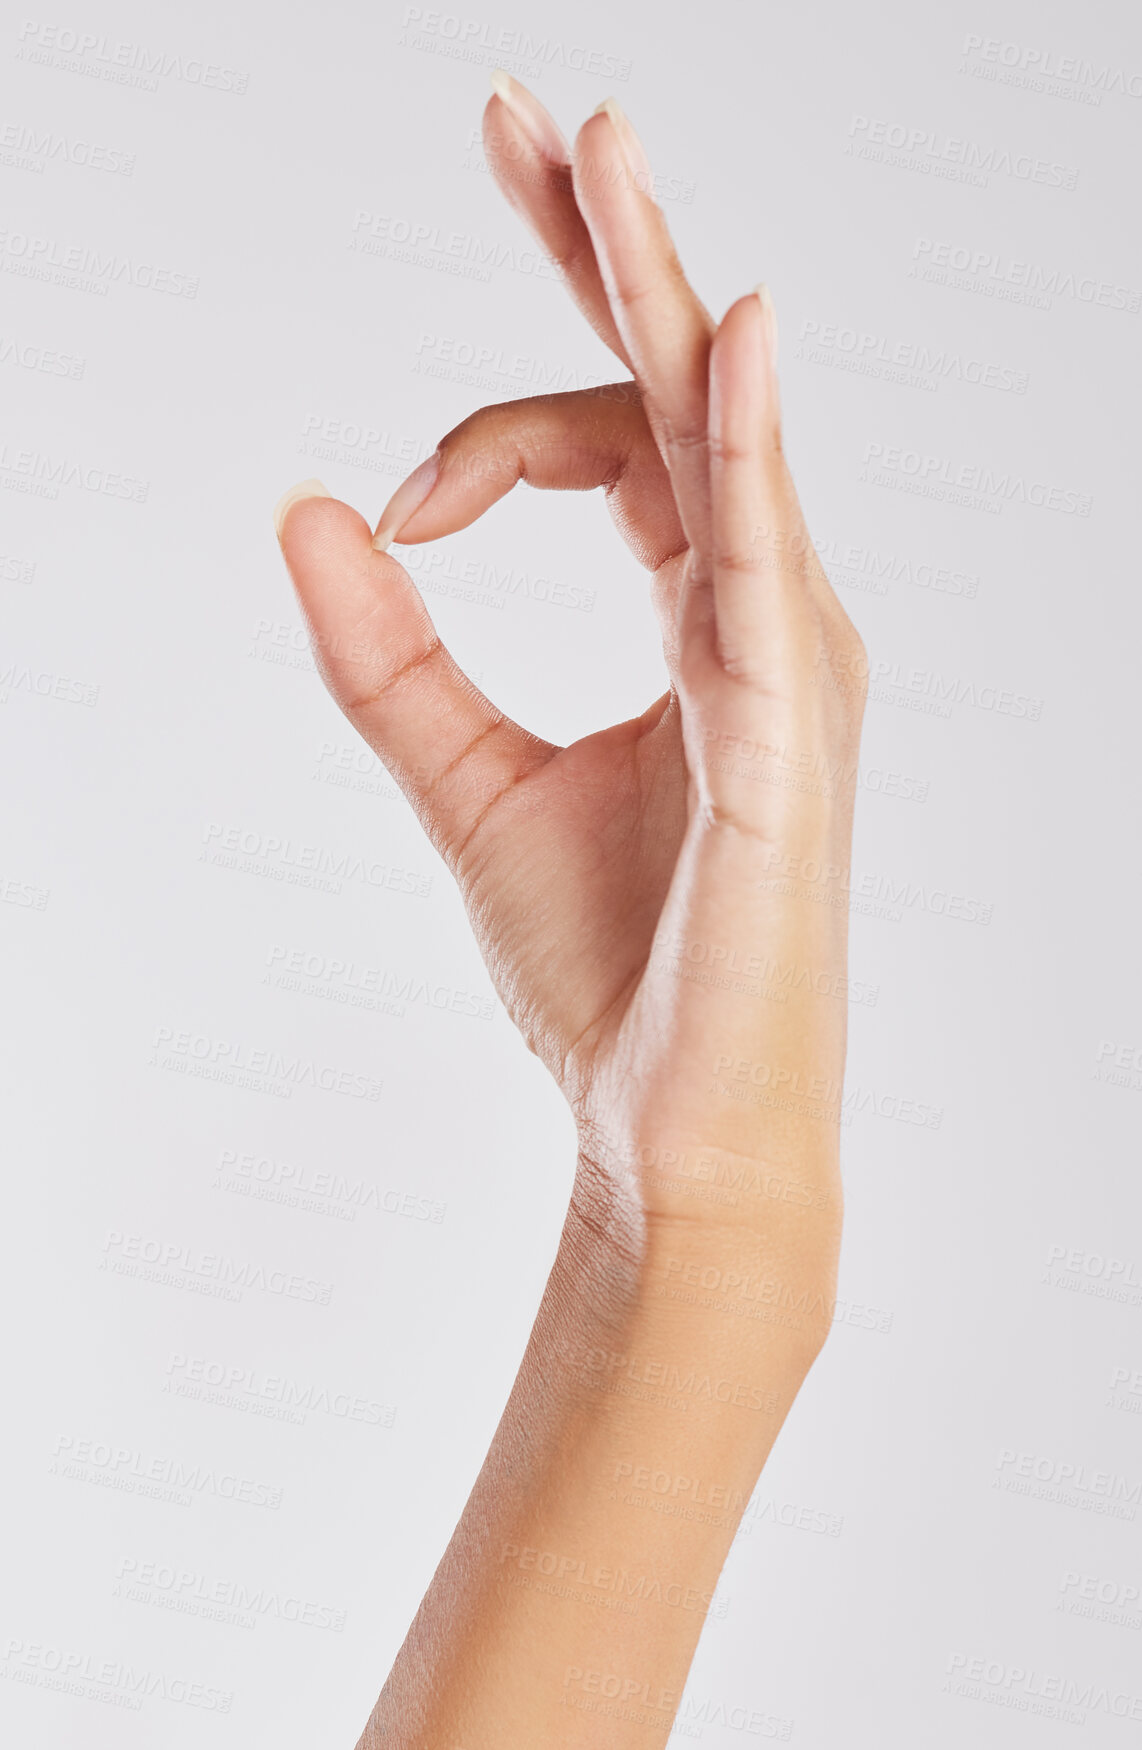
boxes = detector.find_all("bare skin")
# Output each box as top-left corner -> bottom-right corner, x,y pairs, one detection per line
275,74 -> 867,1750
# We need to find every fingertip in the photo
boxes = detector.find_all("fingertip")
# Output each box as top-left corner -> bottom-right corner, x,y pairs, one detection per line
714,288 -> 777,362
711,288 -> 781,439
277,489 -> 376,576
710,293 -> 763,386
571,106 -> 621,187
273,477 -> 330,543
371,450 -> 442,551
753,282 -> 779,364
280,493 -> 423,696
484,69 -> 569,167
573,106 -> 611,149
714,289 -> 766,344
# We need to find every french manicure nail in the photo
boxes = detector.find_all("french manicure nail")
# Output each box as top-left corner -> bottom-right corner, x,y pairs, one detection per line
594,96 -> 656,201
372,451 -> 441,552
490,69 -> 570,165
273,477 -> 330,542
754,282 -> 779,363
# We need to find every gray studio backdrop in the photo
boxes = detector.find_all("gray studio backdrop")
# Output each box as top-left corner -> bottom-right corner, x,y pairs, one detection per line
3,0 -> 1141,1743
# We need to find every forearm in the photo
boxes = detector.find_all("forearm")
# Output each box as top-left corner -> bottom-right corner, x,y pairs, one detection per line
358,1164 -> 835,1750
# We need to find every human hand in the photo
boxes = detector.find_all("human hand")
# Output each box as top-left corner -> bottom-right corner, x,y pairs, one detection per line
275,78 -> 867,1293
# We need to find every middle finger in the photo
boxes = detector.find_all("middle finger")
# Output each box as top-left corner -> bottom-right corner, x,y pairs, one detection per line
484,79 -> 716,561
571,102 -> 716,559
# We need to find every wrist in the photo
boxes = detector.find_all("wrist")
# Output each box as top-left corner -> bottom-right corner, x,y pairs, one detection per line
560,1152 -> 841,1380
571,1124 -> 842,1268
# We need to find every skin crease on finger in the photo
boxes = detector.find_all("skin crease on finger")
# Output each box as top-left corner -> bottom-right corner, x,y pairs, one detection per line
273,71 -> 867,1750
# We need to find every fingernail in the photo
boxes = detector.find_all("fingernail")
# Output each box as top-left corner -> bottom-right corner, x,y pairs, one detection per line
594,96 -> 656,201
490,69 -> 570,165
273,477 -> 330,542
754,283 -> 779,363
372,451 -> 441,552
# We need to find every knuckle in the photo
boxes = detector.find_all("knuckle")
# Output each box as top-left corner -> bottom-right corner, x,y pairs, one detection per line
659,412 -> 708,456
711,544 -> 760,577
707,434 -> 754,467
340,639 -> 442,717
612,274 -> 661,314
